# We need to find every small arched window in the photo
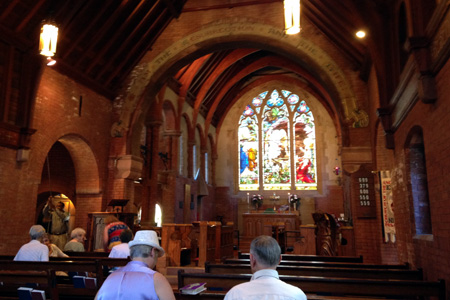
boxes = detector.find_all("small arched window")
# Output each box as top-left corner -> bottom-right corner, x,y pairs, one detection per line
154,204 -> 162,227
407,128 -> 432,235
238,89 -> 317,191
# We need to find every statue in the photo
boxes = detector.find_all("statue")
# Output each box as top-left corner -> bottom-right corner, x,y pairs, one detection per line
312,212 -> 340,256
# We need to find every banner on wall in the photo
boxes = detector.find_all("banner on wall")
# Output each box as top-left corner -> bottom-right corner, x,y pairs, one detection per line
380,170 -> 396,243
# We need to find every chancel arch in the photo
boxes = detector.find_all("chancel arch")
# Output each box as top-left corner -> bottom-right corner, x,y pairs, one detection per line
120,19 -> 366,157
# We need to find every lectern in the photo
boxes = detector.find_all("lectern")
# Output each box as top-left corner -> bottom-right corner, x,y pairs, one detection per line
107,199 -> 129,213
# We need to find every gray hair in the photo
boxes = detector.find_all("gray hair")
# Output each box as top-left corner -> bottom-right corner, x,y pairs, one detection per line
250,235 -> 281,267
29,225 -> 46,240
70,227 -> 86,238
130,244 -> 158,259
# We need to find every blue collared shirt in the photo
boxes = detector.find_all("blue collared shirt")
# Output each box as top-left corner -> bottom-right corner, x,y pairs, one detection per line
225,269 -> 307,300
14,240 -> 49,261
95,260 -> 158,300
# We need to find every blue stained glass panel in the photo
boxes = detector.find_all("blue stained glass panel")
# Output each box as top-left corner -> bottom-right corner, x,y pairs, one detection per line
238,89 -> 317,191
293,103 -> 317,190
243,105 -> 254,116
282,90 -> 291,97
287,94 -> 299,104
297,100 -> 310,113
252,97 -> 263,107
262,104 -> 290,190
239,116 -> 259,190
259,91 -> 268,99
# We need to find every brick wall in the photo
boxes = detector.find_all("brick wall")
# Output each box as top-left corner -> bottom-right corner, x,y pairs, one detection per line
392,58 -> 450,288
0,67 -> 113,255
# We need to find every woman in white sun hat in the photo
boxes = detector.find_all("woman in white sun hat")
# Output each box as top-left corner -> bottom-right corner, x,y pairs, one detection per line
95,230 -> 175,300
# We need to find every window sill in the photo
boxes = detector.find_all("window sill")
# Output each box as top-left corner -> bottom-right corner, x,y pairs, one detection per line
413,234 -> 433,242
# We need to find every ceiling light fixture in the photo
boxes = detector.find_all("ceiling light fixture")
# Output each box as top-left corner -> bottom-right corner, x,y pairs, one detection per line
39,21 -> 59,57
356,30 -> 366,39
284,0 -> 301,35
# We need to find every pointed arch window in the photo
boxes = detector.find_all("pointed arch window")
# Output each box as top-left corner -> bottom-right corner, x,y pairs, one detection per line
238,89 -> 317,191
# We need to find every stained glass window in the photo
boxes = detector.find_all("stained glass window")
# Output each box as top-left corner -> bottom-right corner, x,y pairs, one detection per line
238,89 -> 317,191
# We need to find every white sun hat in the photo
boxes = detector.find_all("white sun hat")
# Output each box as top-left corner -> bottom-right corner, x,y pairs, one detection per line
128,230 -> 165,257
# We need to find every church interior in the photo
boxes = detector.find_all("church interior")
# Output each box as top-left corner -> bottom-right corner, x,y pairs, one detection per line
1,0 -> 450,297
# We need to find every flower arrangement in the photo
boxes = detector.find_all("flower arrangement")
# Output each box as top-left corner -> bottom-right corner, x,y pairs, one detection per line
252,194 -> 264,210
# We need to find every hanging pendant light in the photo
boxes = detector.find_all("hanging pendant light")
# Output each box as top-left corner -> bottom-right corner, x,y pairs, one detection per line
284,0 -> 301,35
39,21 -> 59,57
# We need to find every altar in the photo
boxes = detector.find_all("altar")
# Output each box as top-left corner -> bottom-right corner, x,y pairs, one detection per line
242,211 -> 301,251
243,212 -> 300,236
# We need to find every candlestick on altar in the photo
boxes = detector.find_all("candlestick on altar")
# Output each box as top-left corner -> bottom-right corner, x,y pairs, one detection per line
288,193 -> 291,212
246,193 -> 250,212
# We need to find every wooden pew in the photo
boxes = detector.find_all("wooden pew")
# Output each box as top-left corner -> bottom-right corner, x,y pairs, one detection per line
0,260 -> 102,299
238,252 -> 363,262
0,257 -> 129,283
63,251 -> 109,257
224,258 -> 410,269
204,262 -> 423,280
177,270 -> 446,300
0,269 -> 58,300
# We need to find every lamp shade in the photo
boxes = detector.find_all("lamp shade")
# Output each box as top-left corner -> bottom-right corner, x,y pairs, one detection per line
284,0 -> 301,35
39,22 -> 58,57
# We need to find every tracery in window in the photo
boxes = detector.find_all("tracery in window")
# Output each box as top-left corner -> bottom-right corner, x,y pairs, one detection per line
239,89 -> 317,191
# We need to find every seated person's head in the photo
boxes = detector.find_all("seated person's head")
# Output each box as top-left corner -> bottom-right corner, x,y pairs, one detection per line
120,229 -> 133,243
70,227 -> 86,242
42,233 -> 51,245
250,235 -> 281,270
29,225 -> 46,241
128,230 -> 164,268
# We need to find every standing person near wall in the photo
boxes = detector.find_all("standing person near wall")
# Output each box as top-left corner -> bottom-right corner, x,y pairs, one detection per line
103,216 -> 129,252
224,235 -> 307,300
42,197 -> 69,250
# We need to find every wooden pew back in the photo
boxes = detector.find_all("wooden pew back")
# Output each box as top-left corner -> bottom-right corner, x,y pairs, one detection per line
224,258 -> 410,269
238,252 -> 363,262
0,269 -> 58,300
205,262 -> 423,280
177,270 -> 446,299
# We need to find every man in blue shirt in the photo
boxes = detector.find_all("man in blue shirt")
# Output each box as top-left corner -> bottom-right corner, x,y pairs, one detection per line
14,225 -> 49,261
225,235 -> 307,300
